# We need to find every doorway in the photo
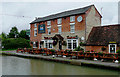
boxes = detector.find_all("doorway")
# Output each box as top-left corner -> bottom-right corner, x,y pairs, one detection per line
59,41 -> 62,50
109,44 -> 116,53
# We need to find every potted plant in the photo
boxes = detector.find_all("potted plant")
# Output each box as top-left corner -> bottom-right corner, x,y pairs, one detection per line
50,49 -> 56,55
101,47 -> 106,51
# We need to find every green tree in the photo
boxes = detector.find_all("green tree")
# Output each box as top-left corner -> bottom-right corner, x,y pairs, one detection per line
19,30 -> 29,40
19,30 -> 26,38
1,32 -> 7,40
8,27 -> 19,38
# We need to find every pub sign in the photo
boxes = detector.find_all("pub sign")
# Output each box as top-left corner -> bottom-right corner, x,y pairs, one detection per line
38,24 -> 45,33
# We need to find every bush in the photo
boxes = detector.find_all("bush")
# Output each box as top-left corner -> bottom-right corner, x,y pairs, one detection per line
86,51 -> 90,52
117,50 -> 120,54
2,38 -> 31,50
50,49 -> 56,52
74,46 -> 84,52
98,52 -> 103,56
101,47 -> 106,51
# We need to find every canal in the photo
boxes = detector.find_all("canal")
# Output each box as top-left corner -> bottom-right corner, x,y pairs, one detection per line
1,55 -> 119,75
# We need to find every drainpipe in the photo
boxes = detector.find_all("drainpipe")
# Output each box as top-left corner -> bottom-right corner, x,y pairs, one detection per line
85,13 -> 87,52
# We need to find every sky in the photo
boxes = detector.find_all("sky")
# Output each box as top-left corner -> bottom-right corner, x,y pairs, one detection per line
1,0 -> 119,34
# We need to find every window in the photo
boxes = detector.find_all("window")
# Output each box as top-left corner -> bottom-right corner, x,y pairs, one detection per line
34,28 -> 37,36
33,42 -> 37,48
109,44 -> 116,53
47,21 -> 51,25
45,40 -> 48,48
58,26 -> 62,34
57,18 -> 62,24
47,27 -> 51,35
39,43 -> 42,49
70,25 -> 75,33
49,43 -> 53,48
68,40 -> 72,49
34,23 -> 37,27
70,16 -> 75,22
45,40 -> 53,49
67,39 -> 78,50
73,40 -> 77,49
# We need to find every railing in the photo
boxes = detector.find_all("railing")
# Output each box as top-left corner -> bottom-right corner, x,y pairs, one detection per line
17,48 -> 119,61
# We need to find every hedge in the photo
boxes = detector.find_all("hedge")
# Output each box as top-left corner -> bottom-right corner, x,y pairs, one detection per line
2,38 -> 31,50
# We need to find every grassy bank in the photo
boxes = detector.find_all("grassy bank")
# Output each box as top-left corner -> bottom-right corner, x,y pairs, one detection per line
2,49 -> 17,51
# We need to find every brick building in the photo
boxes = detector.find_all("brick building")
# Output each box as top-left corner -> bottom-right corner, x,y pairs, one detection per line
30,5 -> 102,50
86,24 -> 120,53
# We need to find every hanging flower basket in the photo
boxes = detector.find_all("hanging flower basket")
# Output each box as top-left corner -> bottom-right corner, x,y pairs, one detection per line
53,40 -> 57,46
62,41 -> 67,46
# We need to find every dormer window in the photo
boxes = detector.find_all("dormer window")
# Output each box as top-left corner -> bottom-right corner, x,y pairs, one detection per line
34,23 -> 37,27
57,18 -> 62,24
47,21 -> 51,25
70,16 -> 75,22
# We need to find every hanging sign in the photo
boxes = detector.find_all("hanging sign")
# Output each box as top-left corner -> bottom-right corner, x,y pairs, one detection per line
38,24 -> 45,33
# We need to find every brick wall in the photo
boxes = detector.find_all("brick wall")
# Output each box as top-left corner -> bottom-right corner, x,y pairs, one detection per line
86,46 -> 120,53
30,5 -> 101,49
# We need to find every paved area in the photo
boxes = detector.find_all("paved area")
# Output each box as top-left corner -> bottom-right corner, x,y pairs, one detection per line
1,51 -> 120,69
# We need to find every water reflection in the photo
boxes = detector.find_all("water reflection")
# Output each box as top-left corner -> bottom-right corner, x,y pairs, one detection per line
2,55 -> 119,75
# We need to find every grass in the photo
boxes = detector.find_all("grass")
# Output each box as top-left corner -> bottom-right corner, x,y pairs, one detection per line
2,49 -> 17,51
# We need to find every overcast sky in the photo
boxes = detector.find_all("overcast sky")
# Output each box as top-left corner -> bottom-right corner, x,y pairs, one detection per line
1,1 -> 119,34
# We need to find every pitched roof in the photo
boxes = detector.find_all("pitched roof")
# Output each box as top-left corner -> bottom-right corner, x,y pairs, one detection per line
86,24 -> 120,46
30,5 -> 94,24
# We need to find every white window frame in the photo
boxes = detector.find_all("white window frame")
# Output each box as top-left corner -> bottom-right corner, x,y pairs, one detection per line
47,21 -> 51,26
34,23 -> 37,27
39,42 -> 42,49
58,25 -> 62,34
109,44 -> 117,53
44,40 -> 53,49
57,18 -> 62,24
67,39 -> 78,50
34,28 -> 37,36
33,42 -> 37,48
70,24 -> 75,33
47,27 -> 51,35
70,16 -> 75,22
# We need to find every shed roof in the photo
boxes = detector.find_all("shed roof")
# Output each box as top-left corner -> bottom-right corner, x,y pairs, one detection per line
30,5 -> 94,24
86,24 -> 120,46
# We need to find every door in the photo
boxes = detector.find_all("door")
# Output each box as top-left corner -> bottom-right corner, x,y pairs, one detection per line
59,41 -> 62,50
109,44 -> 116,53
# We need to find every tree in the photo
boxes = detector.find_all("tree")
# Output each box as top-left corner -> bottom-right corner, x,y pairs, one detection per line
1,32 -> 7,40
19,30 -> 29,40
8,27 -> 19,38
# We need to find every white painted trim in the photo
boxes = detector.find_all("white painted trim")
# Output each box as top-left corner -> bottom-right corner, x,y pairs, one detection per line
47,21 -> 51,26
67,39 -> 78,50
70,23 -> 75,25
34,28 -> 37,37
44,40 -> 53,49
70,16 -> 75,22
47,26 -> 51,28
34,28 -> 37,30
109,44 -> 117,53
33,42 -> 37,48
57,25 -> 62,27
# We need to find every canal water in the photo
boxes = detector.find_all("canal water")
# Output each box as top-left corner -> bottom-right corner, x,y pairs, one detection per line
1,55 -> 119,75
